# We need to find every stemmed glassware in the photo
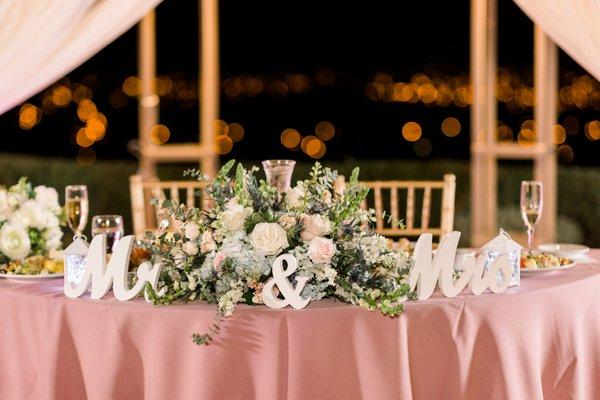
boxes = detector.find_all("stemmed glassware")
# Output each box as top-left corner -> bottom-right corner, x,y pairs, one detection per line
520,181 -> 543,252
65,185 -> 89,239
91,215 -> 124,253
262,160 -> 296,195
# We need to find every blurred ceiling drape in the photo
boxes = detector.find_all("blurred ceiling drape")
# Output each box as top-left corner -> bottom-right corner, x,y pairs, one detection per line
513,0 -> 600,80
0,0 -> 162,115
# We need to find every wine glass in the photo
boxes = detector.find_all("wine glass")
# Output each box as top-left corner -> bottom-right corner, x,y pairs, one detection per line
91,215 -> 124,253
520,181 -> 543,252
65,185 -> 89,238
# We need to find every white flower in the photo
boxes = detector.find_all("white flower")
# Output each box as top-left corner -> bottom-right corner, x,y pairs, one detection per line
301,214 -> 332,241
184,223 -> 200,240
285,187 -> 304,208
200,230 -> 216,253
13,199 -> 48,229
0,190 -> 10,220
182,241 -> 199,256
249,222 -> 289,255
0,223 -> 31,260
278,214 -> 297,230
220,203 -> 251,232
43,226 -> 63,250
34,186 -> 60,213
7,192 -> 26,208
322,190 -> 332,204
308,236 -> 337,264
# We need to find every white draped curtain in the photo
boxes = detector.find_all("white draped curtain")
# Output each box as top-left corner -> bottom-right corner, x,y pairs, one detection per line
513,0 -> 600,81
0,0 -> 162,115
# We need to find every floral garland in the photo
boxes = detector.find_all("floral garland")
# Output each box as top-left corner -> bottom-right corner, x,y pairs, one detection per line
0,178 -> 65,273
142,161 -> 414,345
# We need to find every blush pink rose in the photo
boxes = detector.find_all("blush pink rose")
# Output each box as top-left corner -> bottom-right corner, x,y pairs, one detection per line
213,251 -> 227,272
308,236 -> 337,264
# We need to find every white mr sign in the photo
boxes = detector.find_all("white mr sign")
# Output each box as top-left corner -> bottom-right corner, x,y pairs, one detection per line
63,234 -> 161,301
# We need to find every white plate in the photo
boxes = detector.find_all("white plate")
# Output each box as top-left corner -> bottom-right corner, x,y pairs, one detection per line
0,272 -> 63,281
520,262 -> 575,273
538,243 -> 590,259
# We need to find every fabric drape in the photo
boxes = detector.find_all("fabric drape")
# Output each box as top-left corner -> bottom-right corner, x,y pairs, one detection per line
0,0 -> 162,114
513,0 -> 600,80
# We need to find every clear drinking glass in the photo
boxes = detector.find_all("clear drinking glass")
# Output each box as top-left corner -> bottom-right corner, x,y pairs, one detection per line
65,185 -> 89,238
91,215 -> 124,253
520,181 -> 543,251
262,160 -> 296,194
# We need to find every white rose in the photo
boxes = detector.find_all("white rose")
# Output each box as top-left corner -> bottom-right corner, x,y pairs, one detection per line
44,226 -> 63,250
0,223 -> 31,260
301,214 -> 332,241
34,186 -> 60,213
286,187 -> 304,208
182,241 -> 199,256
200,230 -> 216,253
14,200 -> 48,229
308,236 -> 337,264
249,222 -> 289,255
220,203 -> 250,232
184,223 -> 200,240
0,190 -> 10,220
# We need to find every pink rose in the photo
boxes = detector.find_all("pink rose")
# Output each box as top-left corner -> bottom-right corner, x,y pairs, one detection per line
213,251 -> 227,272
308,236 -> 337,264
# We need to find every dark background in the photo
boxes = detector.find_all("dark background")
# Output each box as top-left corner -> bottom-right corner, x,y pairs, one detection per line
0,0 -> 598,165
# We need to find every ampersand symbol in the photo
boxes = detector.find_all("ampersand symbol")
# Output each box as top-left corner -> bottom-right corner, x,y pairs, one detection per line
262,254 -> 311,309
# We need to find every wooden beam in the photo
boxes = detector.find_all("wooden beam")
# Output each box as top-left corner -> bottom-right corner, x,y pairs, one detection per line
141,144 -> 213,161
138,11 -> 159,179
470,0 -> 498,246
199,0 -> 219,178
533,26 -> 558,244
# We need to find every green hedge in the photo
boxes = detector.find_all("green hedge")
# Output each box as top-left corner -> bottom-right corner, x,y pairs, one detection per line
0,153 -> 598,246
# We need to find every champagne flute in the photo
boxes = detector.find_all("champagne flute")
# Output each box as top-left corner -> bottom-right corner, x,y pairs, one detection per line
520,181 -> 543,252
65,185 -> 89,238
91,215 -> 124,253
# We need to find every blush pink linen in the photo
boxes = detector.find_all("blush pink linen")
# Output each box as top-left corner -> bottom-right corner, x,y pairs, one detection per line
1,252 -> 600,400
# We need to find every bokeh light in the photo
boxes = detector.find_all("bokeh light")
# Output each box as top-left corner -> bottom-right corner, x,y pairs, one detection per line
213,135 -> 233,154
76,128 -> 94,147
413,138 -> 432,157
552,124 -> 566,145
315,121 -> 335,141
584,120 -> 600,141
51,85 -> 72,107
402,122 -> 422,142
122,76 -> 142,97
557,144 -> 574,163
227,123 -> 245,142
76,148 -> 96,166
77,99 -> 97,122
441,117 -> 461,137
18,103 -> 40,130
496,124 -> 513,142
281,128 -> 301,149
150,124 -> 170,145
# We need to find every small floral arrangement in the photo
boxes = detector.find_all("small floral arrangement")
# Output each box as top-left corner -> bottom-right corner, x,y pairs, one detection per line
0,178 -> 65,272
142,161 -> 413,345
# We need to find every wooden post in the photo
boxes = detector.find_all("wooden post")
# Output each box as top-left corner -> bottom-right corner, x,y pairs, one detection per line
138,11 -> 159,180
470,0 -> 498,246
533,26 -> 557,244
199,0 -> 219,178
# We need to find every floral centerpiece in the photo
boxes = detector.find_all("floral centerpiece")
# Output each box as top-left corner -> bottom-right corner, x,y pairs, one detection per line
0,178 -> 65,275
142,161 -> 413,345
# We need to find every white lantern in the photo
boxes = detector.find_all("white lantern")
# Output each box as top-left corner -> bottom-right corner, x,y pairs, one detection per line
482,229 -> 523,287
63,237 -> 89,286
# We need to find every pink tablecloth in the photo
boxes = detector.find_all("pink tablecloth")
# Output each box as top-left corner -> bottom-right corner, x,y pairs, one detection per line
1,252 -> 600,400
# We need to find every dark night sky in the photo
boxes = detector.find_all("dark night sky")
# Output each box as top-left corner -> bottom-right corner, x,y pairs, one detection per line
0,0 -> 597,165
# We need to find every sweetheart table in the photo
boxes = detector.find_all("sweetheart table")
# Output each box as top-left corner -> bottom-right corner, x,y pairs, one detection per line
1,251 -> 600,400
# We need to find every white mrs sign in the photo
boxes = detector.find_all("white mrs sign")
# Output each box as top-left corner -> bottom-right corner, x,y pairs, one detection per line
261,231 -> 514,310
64,234 -> 161,301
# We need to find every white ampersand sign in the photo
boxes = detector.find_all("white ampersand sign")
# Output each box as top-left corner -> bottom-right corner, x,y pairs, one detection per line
262,254 -> 311,309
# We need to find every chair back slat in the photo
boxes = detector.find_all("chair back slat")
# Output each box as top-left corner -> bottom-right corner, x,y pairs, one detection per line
357,175 -> 456,239
129,175 -> 208,238
421,186 -> 432,229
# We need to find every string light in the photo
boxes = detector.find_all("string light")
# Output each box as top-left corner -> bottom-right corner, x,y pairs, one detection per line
402,122 -> 422,142
441,117 -> 461,137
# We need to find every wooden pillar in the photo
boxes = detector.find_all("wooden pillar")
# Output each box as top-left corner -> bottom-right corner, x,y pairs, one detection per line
533,27 -> 557,244
138,11 -> 159,179
470,0 -> 497,246
199,0 -> 220,178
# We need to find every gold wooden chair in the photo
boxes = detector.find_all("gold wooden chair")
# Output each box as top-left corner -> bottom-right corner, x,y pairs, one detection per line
358,174 -> 456,240
129,175 -> 209,238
